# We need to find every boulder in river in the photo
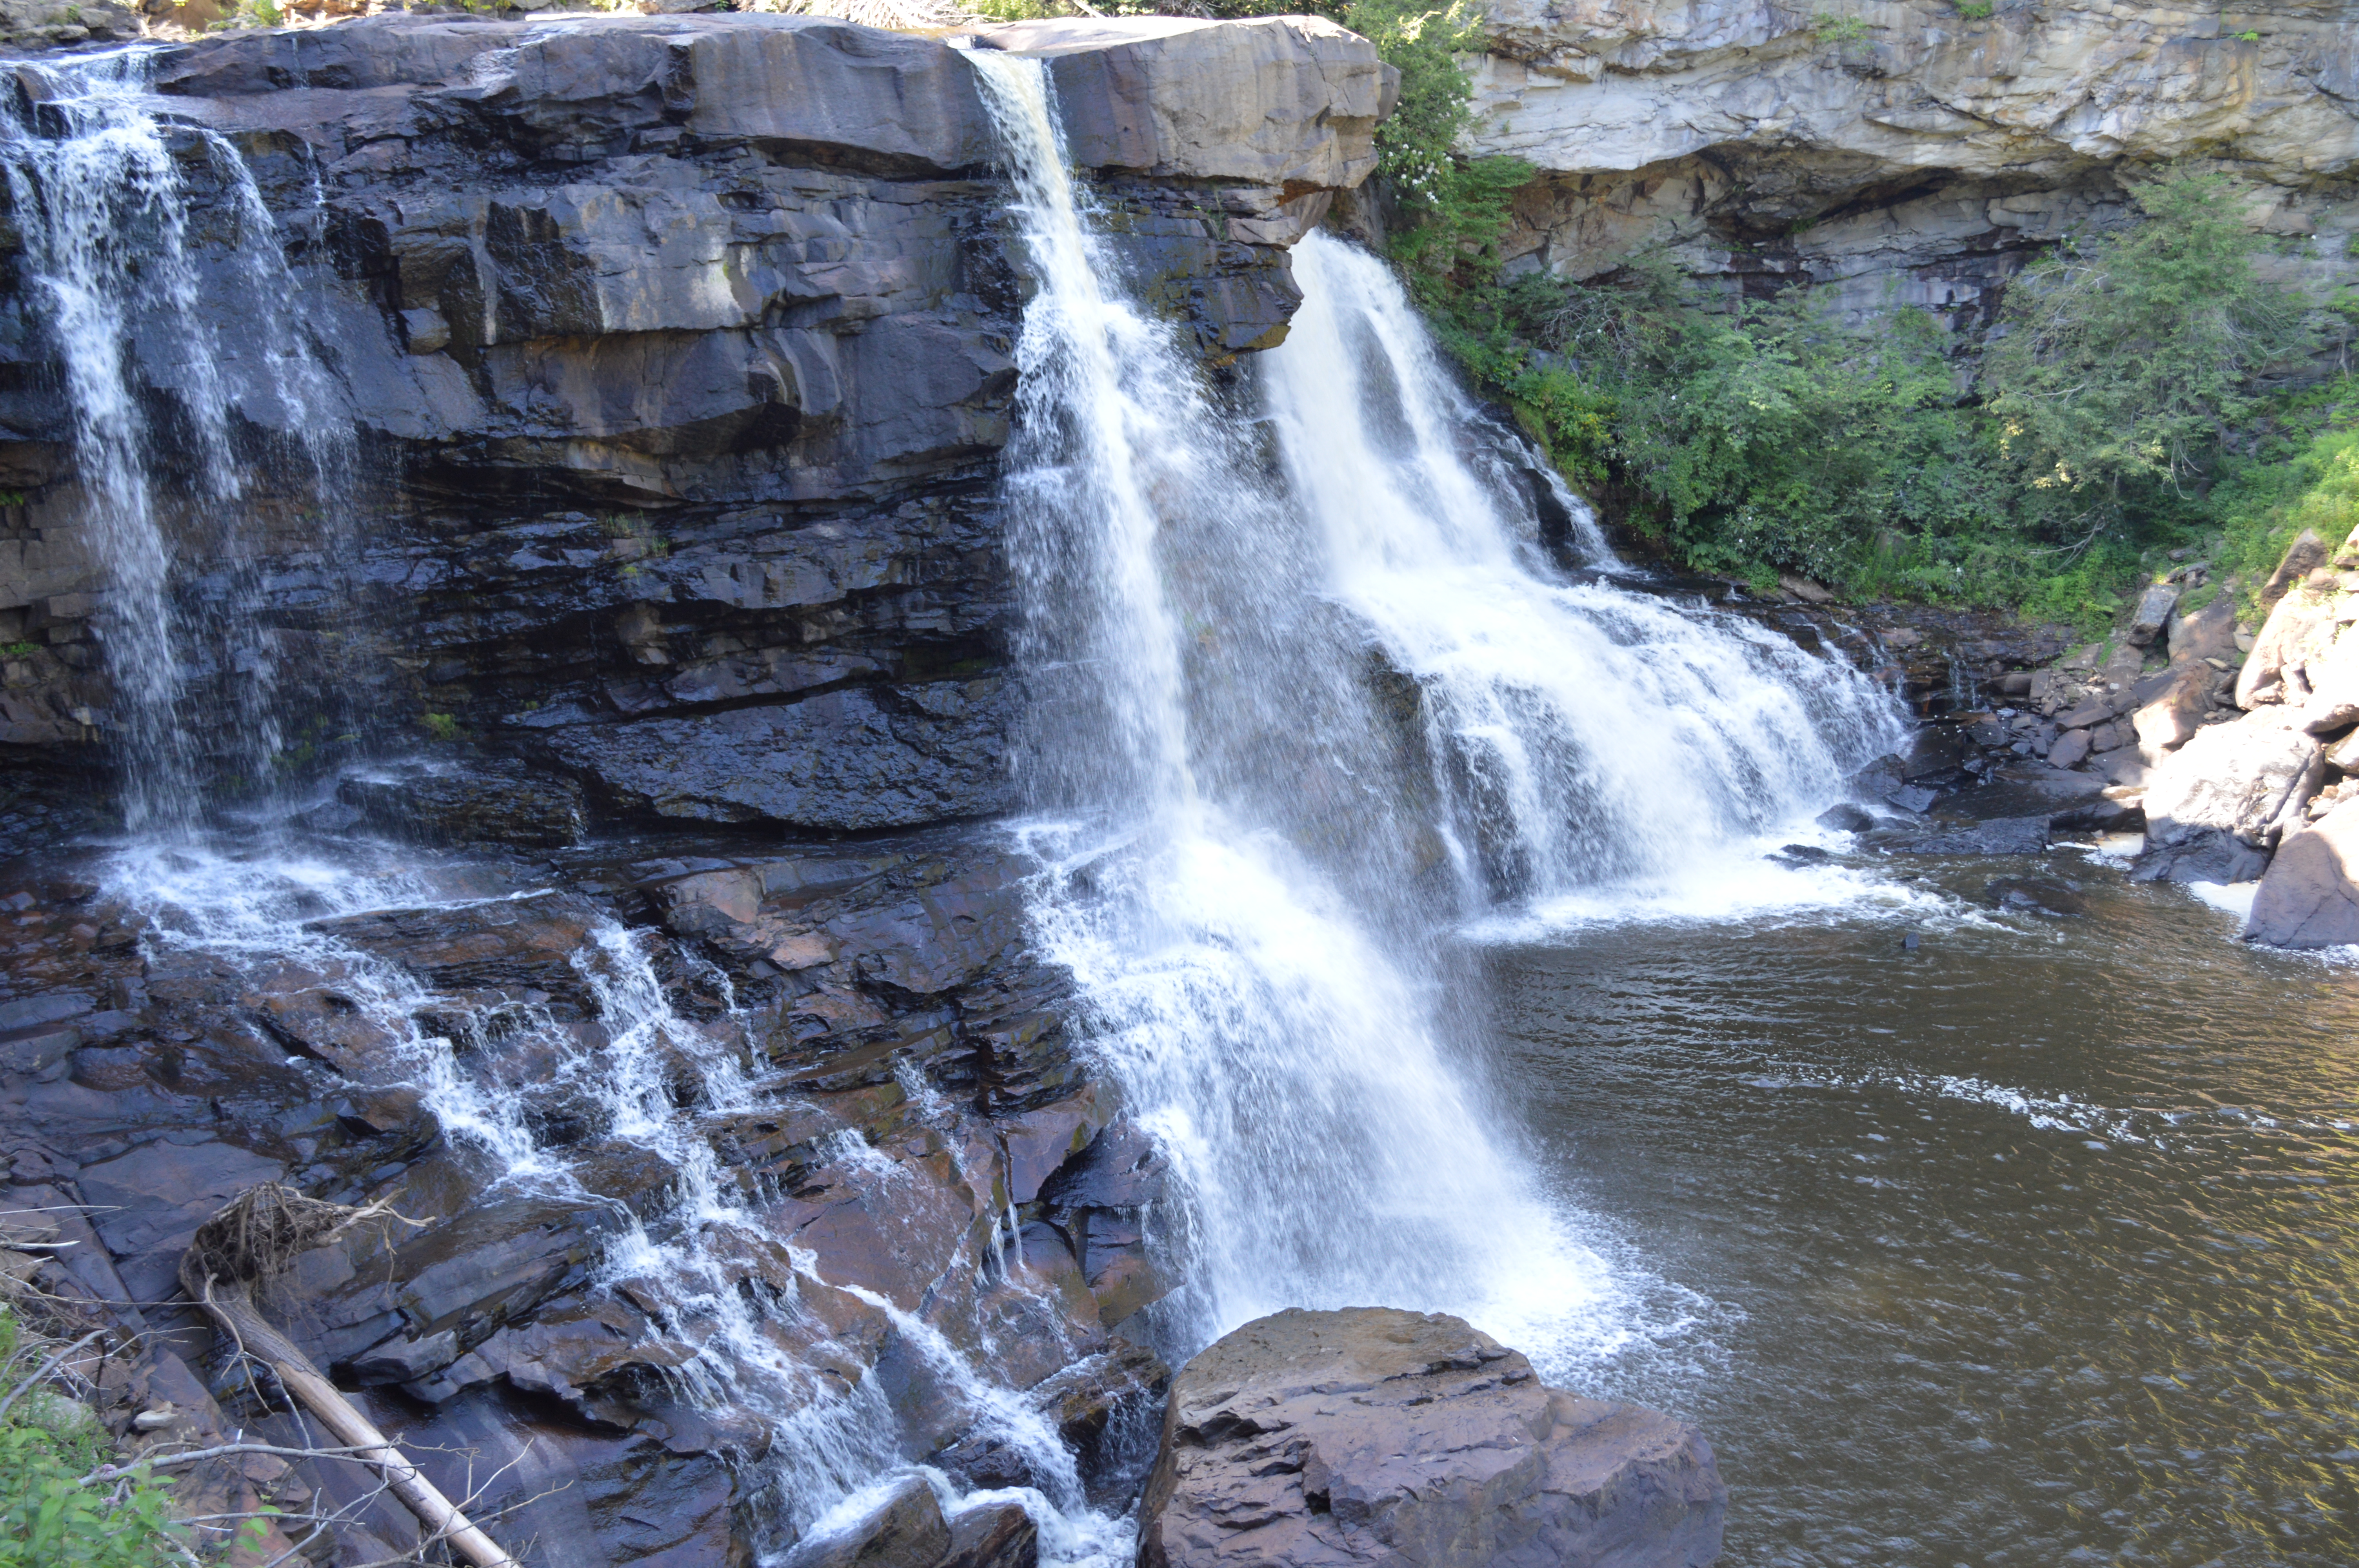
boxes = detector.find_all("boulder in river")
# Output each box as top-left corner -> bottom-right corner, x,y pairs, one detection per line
1135,1307 -> 1725,1568
2244,797 -> 2359,948
2135,715 -> 2322,883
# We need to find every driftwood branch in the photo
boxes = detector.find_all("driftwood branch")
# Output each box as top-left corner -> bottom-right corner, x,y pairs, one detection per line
178,1183 -> 516,1568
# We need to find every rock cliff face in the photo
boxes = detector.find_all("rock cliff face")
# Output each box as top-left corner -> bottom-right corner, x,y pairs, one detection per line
0,10 -> 1384,838
0,15 -> 1387,1564
1463,0 -> 2359,324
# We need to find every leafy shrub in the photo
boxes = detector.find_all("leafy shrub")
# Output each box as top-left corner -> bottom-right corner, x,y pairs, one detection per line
2211,377 -> 2359,603
0,1310 -> 180,1568
1417,161 -> 2324,622
1322,0 -> 1536,289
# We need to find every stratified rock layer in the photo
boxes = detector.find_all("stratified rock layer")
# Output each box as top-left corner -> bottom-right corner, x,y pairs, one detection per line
0,12 -> 1383,840
1463,0 -> 2359,327
0,15 -> 1374,1563
1137,1307 -> 1726,1568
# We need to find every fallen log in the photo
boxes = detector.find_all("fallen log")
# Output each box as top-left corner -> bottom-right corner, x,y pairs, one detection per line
177,1184 -> 516,1568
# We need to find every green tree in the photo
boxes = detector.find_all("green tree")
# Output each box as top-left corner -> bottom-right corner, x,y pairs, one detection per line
1982,168 -> 2315,544
1334,0 -> 1533,288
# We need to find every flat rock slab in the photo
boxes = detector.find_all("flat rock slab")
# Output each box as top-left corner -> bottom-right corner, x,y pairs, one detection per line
1138,1307 -> 1724,1568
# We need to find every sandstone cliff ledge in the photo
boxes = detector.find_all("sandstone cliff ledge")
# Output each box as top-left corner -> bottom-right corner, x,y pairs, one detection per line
1464,0 -> 2359,323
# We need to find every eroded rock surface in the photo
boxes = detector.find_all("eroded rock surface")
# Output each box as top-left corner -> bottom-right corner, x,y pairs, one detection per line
1136,1307 -> 1725,1568
2246,795 -> 2359,947
0,15 -> 1374,1561
1463,0 -> 2359,332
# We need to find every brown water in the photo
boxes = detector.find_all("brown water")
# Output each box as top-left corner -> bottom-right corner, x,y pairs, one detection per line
1487,850 -> 2359,1567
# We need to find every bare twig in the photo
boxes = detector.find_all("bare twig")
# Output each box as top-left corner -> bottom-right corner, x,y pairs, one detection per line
0,1328 -> 108,1422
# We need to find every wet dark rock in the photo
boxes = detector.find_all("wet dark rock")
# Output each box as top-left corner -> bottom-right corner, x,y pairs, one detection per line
1772,844 -> 1833,864
1894,815 -> 2049,856
2050,796 -> 2145,835
1136,1307 -> 1725,1568
936,1336 -> 1169,1500
337,764 -> 587,849
786,1475 -> 954,1568
2132,829 -> 2273,885
941,1502 -> 1040,1568
307,889 -> 603,1006
1848,755 -> 1937,815
1816,802 -> 1877,833
547,681 -> 1018,831
1030,1337 -> 1170,1498
1988,877 -> 2089,917
78,1136 -> 287,1306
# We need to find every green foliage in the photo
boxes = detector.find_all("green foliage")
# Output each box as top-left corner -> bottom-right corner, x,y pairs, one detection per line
1327,0 -> 1534,290
1953,1 -> 1994,17
1812,9 -> 1870,42
0,1310 -> 180,1568
206,0 -> 280,29
2235,28 -> 2260,41
1982,168 -> 2315,528
419,711 -> 461,742
966,0 -> 1058,20
0,642 -> 39,659
2210,376 -> 2359,605
1420,164 -> 2326,625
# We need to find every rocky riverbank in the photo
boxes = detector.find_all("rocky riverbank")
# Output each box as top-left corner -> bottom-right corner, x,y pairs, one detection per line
1801,521 -> 2359,949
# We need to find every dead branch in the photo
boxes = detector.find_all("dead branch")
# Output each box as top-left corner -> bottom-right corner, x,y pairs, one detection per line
180,1183 -> 515,1568
0,1328 -> 109,1422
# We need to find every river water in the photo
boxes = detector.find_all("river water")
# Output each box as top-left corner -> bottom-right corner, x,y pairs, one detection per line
1488,855 -> 2359,1566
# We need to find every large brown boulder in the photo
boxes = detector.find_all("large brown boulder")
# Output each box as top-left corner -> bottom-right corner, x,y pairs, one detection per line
1136,1308 -> 1724,1568
2135,714 -> 2322,883
2246,797 -> 2359,949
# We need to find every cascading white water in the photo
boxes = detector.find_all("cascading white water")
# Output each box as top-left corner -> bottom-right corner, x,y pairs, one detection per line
1,47 -> 354,832
969,50 -> 1908,1374
1268,233 -> 1908,912
111,836 -> 1115,1558
967,48 -> 1639,1365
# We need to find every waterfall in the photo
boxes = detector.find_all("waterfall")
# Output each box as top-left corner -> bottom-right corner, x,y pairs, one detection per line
1269,233 -> 1907,913
1,47 -> 354,833
14,29 -> 1910,1564
967,49 -> 1904,1370
969,49 -> 1630,1364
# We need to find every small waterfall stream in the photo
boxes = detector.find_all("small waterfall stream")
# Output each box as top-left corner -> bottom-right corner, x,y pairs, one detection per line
1271,235 -> 1906,909
2,47 -> 356,831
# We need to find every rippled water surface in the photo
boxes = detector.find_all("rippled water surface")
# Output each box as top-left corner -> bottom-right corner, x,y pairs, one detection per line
1487,853 -> 2359,1567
